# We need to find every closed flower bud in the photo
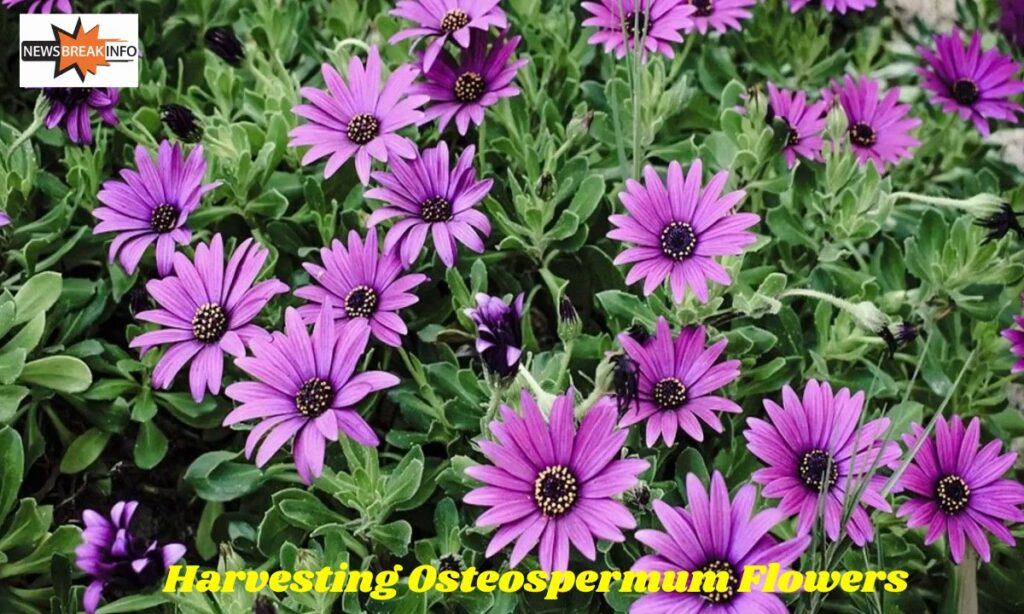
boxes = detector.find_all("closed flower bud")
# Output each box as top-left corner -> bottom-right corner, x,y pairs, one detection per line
557,297 -> 581,342
205,27 -> 245,66
160,104 -> 202,143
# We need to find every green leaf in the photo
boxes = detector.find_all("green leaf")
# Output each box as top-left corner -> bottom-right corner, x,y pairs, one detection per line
0,349 -> 26,386
12,272 -> 62,327
133,421 -> 168,470
0,385 -> 30,423
95,592 -> 170,614
59,428 -> 110,474
19,356 -> 92,392
184,451 -> 265,502
0,525 -> 81,579
0,426 -> 24,521
369,520 -> 412,556
0,313 -> 45,355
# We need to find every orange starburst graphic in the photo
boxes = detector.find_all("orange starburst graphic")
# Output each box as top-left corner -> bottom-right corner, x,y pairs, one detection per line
52,19 -> 124,80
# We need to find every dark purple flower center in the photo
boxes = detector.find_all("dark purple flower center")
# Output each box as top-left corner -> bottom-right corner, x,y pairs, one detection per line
150,203 -> 179,233
344,285 -> 378,319
798,449 -> 838,491
533,464 -> 578,517
697,559 -> 739,603
192,302 -> 228,343
623,11 -> 650,37
935,474 -> 971,515
689,0 -> 714,17
660,221 -> 698,261
454,72 -> 486,103
652,377 -> 687,410
951,79 -> 980,106
420,195 -> 454,222
778,117 -> 800,147
848,122 -> 876,147
346,113 -> 380,145
440,8 -> 470,32
437,553 -> 463,572
295,377 -> 334,418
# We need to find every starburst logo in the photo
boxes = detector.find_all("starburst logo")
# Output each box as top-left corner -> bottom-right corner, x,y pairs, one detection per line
19,14 -> 139,88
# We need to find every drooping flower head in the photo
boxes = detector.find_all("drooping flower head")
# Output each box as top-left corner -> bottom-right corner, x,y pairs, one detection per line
1000,0 -> 1024,51
93,141 -> 220,276
225,304 -> 399,484
295,229 -> 428,347
75,501 -> 186,614
767,82 -> 828,168
2,0 -> 71,13
130,234 -> 288,402
918,30 -> 1024,136
465,391 -> 648,571
204,26 -> 244,66
744,380 -> 902,546
788,0 -> 876,12
897,415 -> 1024,563
160,103 -> 203,143
290,46 -> 427,184
608,160 -> 759,304
581,0 -> 696,60
415,31 -> 527,135
683,0 -> 756,35
43,88 -> 118,145
1001,293 -> 1024,372
390,0 -> 508,71
465,292 -> 524,378
631,472 -> 811,613
618,317 -> 741,447
828,75 -> 921,172
366,142 -> 492,268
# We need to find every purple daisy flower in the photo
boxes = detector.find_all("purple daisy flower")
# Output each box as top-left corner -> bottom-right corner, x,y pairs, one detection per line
631,472 -> 811,613
130,234 -> 288,402
289,46 -> 428,185
2,0 -> 70,11
580,0 -> 696,61
683,0 -> 755,35
465,390 -> 648,571
897,415 -> 1024,563
1002,295 -> 1024,372
93,141 -> 221,276
294,229 -> 427,347
1000,0 -> 1024,51
607,160 -> 759,304
788,0 -> 875,12
744,379 -> 902,546
0,211 -> 9,227
828,75 -> 921,172
365,142 -> 493,268
389,0 -> 508,72
617,317 -> 741,447
918,30 -> 1024,136
465,292 -> 524,378
43,88 -> 118,145
75,501 -> 186,614
415,31 -> 527,135
767,82 -> 828,168
224,304 -> 399,484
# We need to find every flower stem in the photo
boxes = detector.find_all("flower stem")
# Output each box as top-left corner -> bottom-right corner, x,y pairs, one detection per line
954,546 -> 978,614
8,115 -> 44,154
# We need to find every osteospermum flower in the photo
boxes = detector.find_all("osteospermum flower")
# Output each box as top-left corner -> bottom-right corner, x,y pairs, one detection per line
1001,295 -> 1024,372
0,211 -> 9,227
607,160 -> 759,304
618,317 -> 741,446
2,0 -> 70,13
828,75 -> 921,172
788,0 -> 876,12
465,390 -> 648,571
684,0 -> 756,35
415,31 -> 527,135
295,229 -> 427,347
224,304 -> 399,483
744,380 -> 902,546
918,30 -> 1024,136
93,141 -> 220,276
290,46 -> 427,184
130,234 -> 288,402
1000,0 -> 1024,51
390,0 -> 508,71
43,88 -> 118,145
75,501 -> 186,614
465,292 -> 523,378
580,0 -> 696,60
631,472 -> 810,613
897,415 -> 1024,563
767,82 -> 828,168
365,142 -> 492,267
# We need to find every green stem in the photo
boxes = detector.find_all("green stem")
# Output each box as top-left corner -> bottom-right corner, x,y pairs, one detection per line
955,546 -> 978,614
8,115 -> 44,153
